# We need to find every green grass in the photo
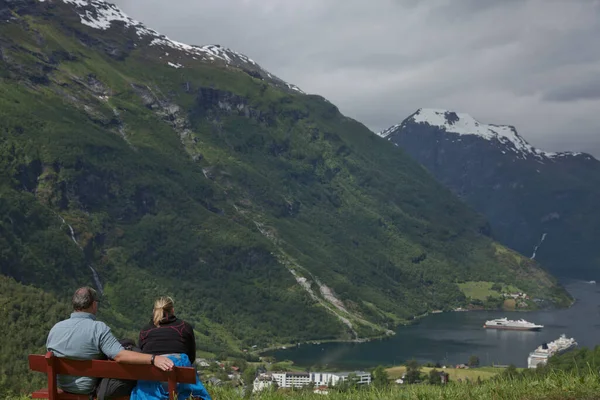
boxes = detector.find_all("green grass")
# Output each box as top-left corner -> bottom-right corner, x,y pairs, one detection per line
6,371 -> 600,400
458,281 -> 521,301
386,366 -> 499,381
211,372 -> 600,399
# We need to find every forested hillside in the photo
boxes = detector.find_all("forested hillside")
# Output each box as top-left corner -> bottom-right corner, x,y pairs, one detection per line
0,0 -> 570,395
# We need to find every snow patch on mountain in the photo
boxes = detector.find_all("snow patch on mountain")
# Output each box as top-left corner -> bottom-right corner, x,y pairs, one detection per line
412,108 -> 544,159
38,0 -> 304,93
167,61 -> 183,69
385,108 -> 587,161
378,124 -> 400,138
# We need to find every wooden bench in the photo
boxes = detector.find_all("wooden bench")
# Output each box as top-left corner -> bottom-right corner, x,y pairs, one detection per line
29,352 -> 198,400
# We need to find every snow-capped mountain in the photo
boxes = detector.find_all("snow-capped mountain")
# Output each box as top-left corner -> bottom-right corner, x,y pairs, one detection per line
381,108 -> 600,278
35,0 -> 304,93
380,108 -> 592,162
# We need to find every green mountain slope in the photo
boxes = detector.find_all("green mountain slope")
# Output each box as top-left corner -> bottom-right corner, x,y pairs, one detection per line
0,0 -> 570,394
0,276 -> 71,396
382,109 -> 600,279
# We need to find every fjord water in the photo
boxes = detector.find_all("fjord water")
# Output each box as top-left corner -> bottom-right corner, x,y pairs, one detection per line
268,280 -> 600,369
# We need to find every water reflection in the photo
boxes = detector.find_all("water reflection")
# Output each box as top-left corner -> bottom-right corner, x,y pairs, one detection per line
267,280 -> 600,368
484,329 -> 538,343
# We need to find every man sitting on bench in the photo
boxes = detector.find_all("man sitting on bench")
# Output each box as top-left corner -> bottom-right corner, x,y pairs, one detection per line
46,287 -> 175,395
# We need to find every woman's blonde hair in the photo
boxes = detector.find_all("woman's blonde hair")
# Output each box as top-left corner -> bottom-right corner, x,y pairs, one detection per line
153,296 -> 174,327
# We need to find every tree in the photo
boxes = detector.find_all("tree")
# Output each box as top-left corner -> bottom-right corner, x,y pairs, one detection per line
372,365 -> 389,388
271,362 -> 287,371
468,355 -> 480,367
217,370 -> 230,381
503,364 -> 518,379
491,283 -> 502,292
346,373 -> 360,390
242,366 -> 256,386
405,359 -> 421,384
428,369 -> 440,385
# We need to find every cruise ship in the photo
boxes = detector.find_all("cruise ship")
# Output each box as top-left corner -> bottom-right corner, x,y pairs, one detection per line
483,317 -> 544,331
527,334 -> 578,368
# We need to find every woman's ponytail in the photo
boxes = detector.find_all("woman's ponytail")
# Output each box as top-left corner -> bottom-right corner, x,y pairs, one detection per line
152,296 -> 174,327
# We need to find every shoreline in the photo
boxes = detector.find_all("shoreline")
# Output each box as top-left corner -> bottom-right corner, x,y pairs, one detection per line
256,298 -> 575,358
256,308 -> 489,356
257,331 -> 395,356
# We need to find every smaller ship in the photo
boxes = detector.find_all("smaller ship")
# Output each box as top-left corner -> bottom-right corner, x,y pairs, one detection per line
483,317 -> 543,331
527,334 -> 577,368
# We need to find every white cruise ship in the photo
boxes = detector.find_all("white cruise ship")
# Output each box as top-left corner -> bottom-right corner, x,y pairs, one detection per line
527,334 -> 578,369
483,317 -> 543,331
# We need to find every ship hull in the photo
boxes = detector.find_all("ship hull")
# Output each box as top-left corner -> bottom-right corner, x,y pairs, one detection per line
528,345 -> 577,368
484,325 -> 542,331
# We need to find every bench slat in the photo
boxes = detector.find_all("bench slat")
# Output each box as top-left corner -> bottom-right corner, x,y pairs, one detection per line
32,388 -> 128,400
29,354 -> 196,383
32,388 -> 201,400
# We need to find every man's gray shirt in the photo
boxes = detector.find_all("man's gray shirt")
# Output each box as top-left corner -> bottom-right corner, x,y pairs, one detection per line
46,312 -> 124,394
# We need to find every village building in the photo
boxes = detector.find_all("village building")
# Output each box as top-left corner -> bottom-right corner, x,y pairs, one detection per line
310,371 -> 371,387
502,292 -> 529,299
253,371 -> 372,392
271,372 -> 311,388
207,377 -> 222,387
194,358 -> 210,368
313,385 -> 329,395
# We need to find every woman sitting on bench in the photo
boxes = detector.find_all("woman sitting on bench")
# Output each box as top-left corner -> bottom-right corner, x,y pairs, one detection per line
131,296 -> 211,400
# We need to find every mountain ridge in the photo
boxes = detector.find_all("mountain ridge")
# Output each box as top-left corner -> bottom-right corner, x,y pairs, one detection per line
380,108 -> 596,161
34,0 -> 305,94
383,108 -> 600,278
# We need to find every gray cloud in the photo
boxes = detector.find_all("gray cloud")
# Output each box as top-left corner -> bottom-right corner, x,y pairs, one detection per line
544,74 -> 600,102
114,0 -> 600,157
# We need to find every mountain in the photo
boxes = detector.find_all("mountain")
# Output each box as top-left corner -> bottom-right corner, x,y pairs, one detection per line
381,108 -> 600,278
0,1 -> 570,394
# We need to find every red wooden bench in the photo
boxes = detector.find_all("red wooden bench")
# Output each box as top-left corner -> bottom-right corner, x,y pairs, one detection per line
29,352 -> 198,400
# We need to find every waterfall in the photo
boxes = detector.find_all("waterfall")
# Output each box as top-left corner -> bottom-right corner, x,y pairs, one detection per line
67,222 -> 82,250
57,214 -> 103,295
57,214 -> 82,249
89,266 -> 104,294
530,233 -> 547,260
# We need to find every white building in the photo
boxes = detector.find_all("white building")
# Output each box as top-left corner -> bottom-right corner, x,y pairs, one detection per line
271,372 -> 311,388
253,371 -> 371,392
253,376 -> 273,392
310,371 -> 371,387
194,358 -> 210,368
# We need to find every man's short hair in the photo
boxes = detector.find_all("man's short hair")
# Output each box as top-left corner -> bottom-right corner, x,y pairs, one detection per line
72,287 -> 98,311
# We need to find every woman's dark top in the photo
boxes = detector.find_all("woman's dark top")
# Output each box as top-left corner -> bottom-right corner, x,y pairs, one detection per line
139,315 -> 196,363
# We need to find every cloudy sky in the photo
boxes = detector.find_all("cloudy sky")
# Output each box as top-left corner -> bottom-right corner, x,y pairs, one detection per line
114,0 -> 600,157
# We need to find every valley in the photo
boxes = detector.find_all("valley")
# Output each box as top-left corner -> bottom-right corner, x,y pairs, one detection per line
0,1 -> 591,398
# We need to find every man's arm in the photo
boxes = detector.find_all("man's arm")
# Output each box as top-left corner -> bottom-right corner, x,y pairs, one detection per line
113,350 -> 174,371
98,323 -> 173,371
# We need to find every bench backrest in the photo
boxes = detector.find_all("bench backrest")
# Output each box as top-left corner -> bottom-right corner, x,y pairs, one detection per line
29,352 -> 196,400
